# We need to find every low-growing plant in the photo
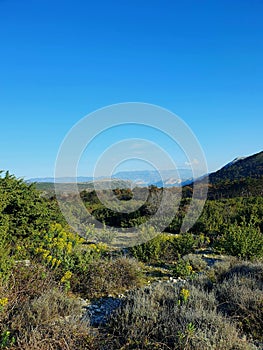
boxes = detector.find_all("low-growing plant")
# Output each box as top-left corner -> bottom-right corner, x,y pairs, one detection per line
183,253 -> 208,272
0,330 -> 15,348
12,288 -> 82,329
215,261 -> 263,341
0,261 -> 100,350
85,223 -> 118,245
172,258 -> 194,278
105,280 -> 254,349
10,288 -> 96,350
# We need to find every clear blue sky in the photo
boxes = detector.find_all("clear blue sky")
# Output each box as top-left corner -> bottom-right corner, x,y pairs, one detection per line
0,0 -> 262,178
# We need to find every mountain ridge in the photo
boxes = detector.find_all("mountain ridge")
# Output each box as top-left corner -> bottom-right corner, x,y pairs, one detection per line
209,150 -> 263,184
203,150 -> 263,199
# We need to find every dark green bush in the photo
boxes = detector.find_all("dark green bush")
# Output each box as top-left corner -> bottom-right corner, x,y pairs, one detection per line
0,172 -> 61,241
0,241 -> 14,283
171,233 -> 196,256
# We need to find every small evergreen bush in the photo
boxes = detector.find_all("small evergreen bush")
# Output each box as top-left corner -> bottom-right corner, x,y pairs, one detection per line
216,220 -> 263,260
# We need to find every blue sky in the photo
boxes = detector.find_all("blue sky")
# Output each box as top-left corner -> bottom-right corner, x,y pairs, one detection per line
0,0 -> 262,178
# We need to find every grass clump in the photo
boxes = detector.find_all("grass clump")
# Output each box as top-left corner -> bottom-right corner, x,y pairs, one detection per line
71,256 -> 145,299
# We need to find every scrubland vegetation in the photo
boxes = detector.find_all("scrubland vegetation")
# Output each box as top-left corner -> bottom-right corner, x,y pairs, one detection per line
0,171 -> 262,349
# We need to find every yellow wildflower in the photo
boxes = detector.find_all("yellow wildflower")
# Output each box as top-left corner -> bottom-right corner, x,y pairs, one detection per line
180,288 -> 190,302
66,242 -> 72,254
61,271 -> 72,283
46,255 -> 52,263
42,250 -> 50,259
187,264 -> 193,272
0,298 -> 8,307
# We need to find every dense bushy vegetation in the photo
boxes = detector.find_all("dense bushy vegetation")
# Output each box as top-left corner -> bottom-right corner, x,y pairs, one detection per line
0,170 -> 262,349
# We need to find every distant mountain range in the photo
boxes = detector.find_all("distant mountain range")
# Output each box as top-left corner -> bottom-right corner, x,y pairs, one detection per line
112,169 -> 193,187
28,168 -> 194,188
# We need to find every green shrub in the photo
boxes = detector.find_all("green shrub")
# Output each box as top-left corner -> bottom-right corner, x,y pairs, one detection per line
129,233 -> 169,263
0,330 -> 15,348
33,223 -> 86,270
129,232 -> 196,263
171,233 -> 196,257
0,243 -> 14,284
216,221 -> 263,260
172,258 -> 194,278
0,171 -> 61,241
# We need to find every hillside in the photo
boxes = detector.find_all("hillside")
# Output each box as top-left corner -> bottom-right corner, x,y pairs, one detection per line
207,177 -> 263,199
204,151 -> 263,199
209,150 -> 263,184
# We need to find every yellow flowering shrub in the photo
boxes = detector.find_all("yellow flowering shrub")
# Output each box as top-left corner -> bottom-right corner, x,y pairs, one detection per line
87,242 -> 108,257
34,223 -> 108,273
34,223 -> 85,269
